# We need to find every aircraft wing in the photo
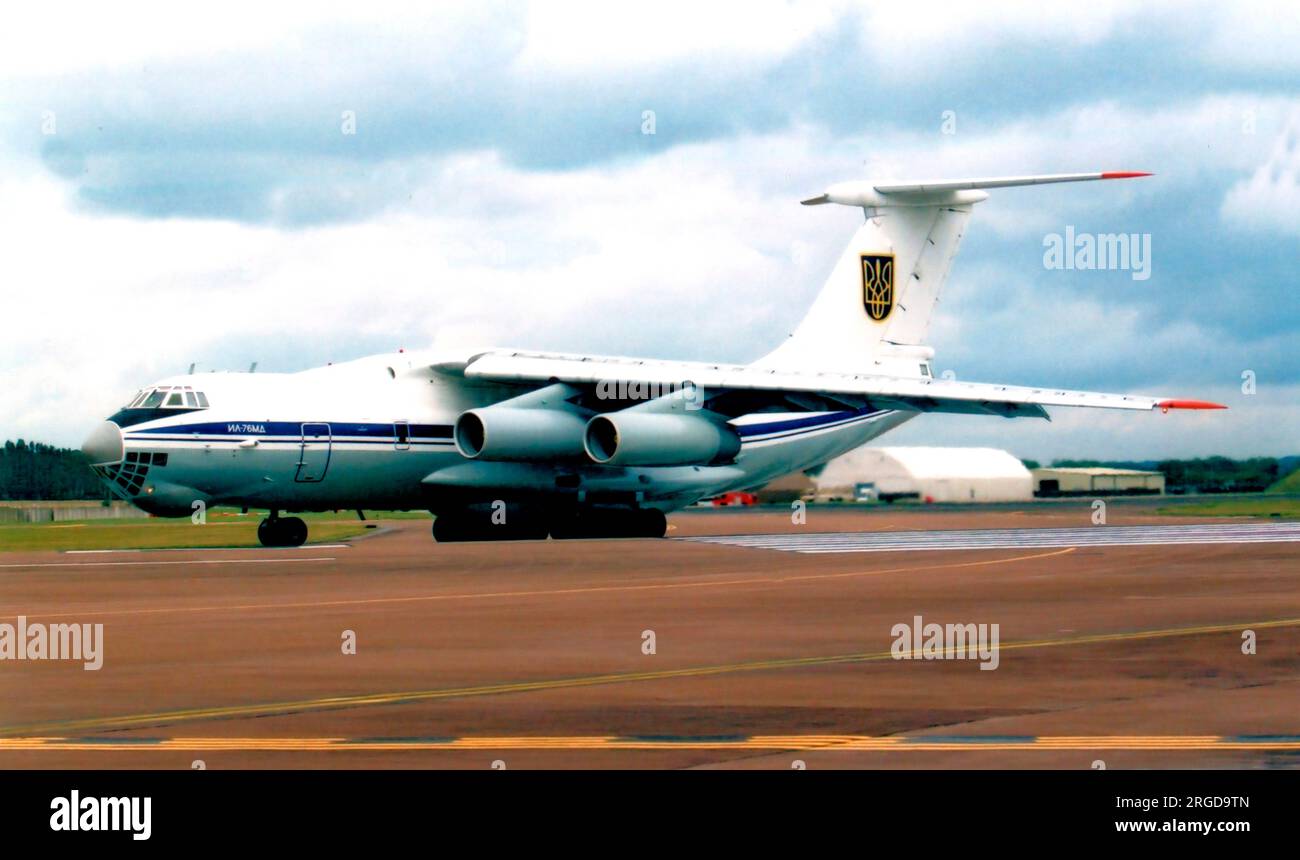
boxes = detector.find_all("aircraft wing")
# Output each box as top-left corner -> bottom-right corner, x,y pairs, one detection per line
451,350 -> 1225,419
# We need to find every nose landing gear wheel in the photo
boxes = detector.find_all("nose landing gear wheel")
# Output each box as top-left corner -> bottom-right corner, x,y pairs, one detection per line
257,516 -> 309,547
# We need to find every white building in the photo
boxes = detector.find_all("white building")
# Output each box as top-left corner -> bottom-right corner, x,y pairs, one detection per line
813,446 -> 1034,503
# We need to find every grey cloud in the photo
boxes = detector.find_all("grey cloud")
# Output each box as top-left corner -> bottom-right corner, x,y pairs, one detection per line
13,9 -> 1300,225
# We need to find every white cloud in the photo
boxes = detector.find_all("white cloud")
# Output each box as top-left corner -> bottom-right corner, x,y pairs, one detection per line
0,2 -> 496,78
8,1 -> 1295,85
515,0 -> 843,72
1203,1 -> 1300,71
1221,113 -> 1300,236
862,0 -> 1137,75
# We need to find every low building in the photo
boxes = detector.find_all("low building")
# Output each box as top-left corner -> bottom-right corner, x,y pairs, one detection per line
1032,467 -> 1165,497
813,446 -> 1034,503
751,470 -> 817,504
0,500 -> 150,523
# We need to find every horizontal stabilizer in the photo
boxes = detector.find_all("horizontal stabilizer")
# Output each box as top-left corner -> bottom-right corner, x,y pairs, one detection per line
801,171 -> 1151,206
872,171 -> 1151,195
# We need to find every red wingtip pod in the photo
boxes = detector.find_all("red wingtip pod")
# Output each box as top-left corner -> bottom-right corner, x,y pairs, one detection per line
1157,399 -> 1229,414
1101,171 -> 1154,179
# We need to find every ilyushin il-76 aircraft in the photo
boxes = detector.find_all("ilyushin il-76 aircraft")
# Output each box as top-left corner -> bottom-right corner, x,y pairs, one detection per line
81,171 -> 1223,546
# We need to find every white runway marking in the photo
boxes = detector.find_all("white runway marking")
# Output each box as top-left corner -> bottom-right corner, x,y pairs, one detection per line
680,522 -> 1300,554
0,558 -> 337,569
64,545 -> 350,554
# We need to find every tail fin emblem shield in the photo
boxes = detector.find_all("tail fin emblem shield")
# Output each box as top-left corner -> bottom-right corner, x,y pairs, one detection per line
861,253 -> 894,322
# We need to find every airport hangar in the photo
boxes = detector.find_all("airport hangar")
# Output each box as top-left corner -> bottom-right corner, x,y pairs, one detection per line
804,446 -> 1034,504
1030,466 -> 1166,497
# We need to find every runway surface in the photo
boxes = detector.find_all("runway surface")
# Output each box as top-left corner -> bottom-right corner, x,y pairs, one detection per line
2,504 -> 1299,769
683,521 -> 1300,553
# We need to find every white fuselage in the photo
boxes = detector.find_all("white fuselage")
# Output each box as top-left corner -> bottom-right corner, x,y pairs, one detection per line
88,351 -> 916,517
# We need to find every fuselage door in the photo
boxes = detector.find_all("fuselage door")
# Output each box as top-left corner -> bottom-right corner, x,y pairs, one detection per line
394,421 -> 411,451
296,423 -> 332,483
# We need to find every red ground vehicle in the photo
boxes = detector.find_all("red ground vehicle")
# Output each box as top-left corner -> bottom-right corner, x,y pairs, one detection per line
711,492 -> 758,507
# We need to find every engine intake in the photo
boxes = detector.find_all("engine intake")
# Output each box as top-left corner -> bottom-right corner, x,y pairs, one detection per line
454,408 -> 589,461
453,383 -> 589,461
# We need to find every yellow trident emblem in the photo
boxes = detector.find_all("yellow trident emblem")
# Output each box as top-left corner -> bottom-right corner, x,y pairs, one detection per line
861,254 -> 894,322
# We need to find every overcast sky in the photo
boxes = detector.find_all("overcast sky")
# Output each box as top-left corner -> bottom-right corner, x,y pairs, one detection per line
2,1 -> 1297,460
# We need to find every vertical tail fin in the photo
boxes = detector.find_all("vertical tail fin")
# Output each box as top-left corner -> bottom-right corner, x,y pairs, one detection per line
754,172 -> 1151,376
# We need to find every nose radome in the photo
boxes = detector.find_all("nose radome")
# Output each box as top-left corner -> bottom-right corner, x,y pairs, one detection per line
81,421 -> 124,465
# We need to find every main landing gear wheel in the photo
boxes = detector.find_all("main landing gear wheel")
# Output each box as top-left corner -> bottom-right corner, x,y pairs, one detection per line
432,511 -> 549,543
637,509 -> 668,538
257,516 -> 308,548
549,509 -> 667,540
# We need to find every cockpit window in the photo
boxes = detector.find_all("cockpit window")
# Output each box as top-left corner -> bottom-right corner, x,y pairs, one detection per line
110,385 -> 211,429
123,386 -> 211,411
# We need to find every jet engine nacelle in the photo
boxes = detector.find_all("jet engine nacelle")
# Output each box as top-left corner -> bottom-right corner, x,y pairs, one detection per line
584,412 -> 741,467
454,408 -> 591,460
454,383 -> 589,461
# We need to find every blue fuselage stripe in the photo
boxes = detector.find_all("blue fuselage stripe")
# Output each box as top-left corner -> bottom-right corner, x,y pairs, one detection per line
120,411 -> 886,447
127,421 -> 453,439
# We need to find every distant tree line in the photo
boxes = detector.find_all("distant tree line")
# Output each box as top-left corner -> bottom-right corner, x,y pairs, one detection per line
1154,457 -> 1283,494
0,440 -> 104,500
